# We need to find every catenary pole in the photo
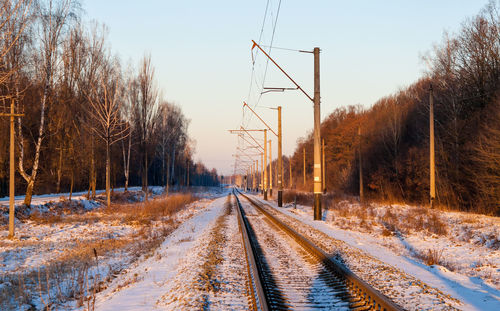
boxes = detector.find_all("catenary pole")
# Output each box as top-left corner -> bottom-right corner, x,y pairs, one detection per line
251,41 -> 322,220
322,138 -> 326,194
313,47 -> 322,220
277,106 -> 283,206
303,147 -> 306,187
263,129 -> 268,200
268,139 -> 272,197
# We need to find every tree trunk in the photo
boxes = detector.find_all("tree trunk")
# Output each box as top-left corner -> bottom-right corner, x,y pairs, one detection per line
69,169 -> 74,201
122,128 -> 131,191
106,138 -> 110,208
90,137 -> 96,199
24,179 -> 34,206
166,156 -> 170,196
144,149 -> 148,201
56,141 -> 63,193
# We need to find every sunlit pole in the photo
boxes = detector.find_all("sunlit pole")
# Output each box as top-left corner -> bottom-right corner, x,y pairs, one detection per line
312,47 -> 322,220
303,147 -> 306,187
263,129 -> 268,200
268,139 -> 272,197
322,138 -> 326,194
251,41 -> 322,220
260,153 -> 264,194
0,98 -> 23,238
277,106 -> 283,206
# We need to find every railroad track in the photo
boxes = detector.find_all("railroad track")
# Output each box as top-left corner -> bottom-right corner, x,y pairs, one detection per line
233,189 -> 403,311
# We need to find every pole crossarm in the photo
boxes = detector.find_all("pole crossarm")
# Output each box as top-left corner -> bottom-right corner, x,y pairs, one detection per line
252,40 -> 314,102
228,127 -> 265,150
0,113 -> 24,117
243,102 -> 278,137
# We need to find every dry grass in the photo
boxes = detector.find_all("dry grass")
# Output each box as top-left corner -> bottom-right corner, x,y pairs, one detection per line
282,190 -> 313,205
1,193 -> 196,309
323,198 -> 449,237
103,193 -> 194,224
417,248 -> 444,266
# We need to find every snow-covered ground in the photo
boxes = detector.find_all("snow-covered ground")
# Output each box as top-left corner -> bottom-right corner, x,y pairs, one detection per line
0,186 -> 227,310
2,186 -> 498,310
259,193 -> 500,311
93,192 -> 250,310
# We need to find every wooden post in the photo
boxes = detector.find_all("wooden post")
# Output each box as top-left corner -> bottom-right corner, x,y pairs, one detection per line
1,98 -> 23,238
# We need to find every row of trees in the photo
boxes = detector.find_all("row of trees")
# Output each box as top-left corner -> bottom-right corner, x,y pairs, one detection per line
290,1 -> 499,214
0,0 -> 219,206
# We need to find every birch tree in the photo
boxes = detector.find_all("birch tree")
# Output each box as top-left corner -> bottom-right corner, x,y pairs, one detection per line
17,0 -> 75,206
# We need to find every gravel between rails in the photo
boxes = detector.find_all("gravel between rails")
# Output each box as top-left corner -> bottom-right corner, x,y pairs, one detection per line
240,197 -> 351,310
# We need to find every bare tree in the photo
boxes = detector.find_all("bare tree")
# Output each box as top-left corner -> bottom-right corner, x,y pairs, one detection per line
17,0 -> 75,206
0,0 -> 32,90
86,65 -> 128,208
133,54 -> 158,201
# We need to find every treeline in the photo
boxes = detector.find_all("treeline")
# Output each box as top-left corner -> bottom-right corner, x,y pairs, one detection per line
0,0 -> 219,206
291,2 -> 499,214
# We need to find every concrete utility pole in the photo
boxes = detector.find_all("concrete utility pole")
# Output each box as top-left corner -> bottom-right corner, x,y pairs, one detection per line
0,98 -> 24,238
277,106 -> 283,206
303,147 -> 306,187
253,160 -> 259,192
429,85 -> 436,208
242,103 -> 282,204
263,129 -> 268,200
268,139 -> 272,197
359,126 -> 364,203
251,41 -> 322,220
322,138 -> 326,194
312,47 -> 322,220
260,153 -> 264,194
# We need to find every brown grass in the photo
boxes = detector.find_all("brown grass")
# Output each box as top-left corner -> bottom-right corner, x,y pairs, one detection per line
417,248 -> 444,266
1,193 -> 196,309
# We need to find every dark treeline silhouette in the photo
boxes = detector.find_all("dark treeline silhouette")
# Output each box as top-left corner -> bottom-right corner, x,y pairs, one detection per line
290,2 -> 499,215
0,0 -> 218,205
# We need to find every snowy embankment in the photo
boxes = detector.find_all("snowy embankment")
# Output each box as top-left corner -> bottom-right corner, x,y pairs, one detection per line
261,194 -> 500,311
94,193 -> 250,310
0,186 -> 227,310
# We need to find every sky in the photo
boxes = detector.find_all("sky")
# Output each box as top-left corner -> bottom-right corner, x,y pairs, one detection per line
82,0 -> 491,176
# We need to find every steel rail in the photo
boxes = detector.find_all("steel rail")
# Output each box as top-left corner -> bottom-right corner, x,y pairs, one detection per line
236,190 -> 403,311
232,189 -> 270,311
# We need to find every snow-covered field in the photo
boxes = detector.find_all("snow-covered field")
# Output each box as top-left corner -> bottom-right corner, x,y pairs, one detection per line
0,186 -> 227,310
2,186 -> 498,310
262,193 -> 500,310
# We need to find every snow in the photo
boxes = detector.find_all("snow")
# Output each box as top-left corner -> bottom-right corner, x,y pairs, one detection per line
94,192 -> 244,310
2,186 -> 498,310
258,194 -> 500,311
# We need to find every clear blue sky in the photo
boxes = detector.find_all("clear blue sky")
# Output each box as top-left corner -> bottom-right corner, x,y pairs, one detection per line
82,0 -> 490,176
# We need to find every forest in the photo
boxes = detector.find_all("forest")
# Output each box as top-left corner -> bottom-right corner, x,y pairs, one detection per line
0,0 -> 219,206
290,2 -> 500,215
